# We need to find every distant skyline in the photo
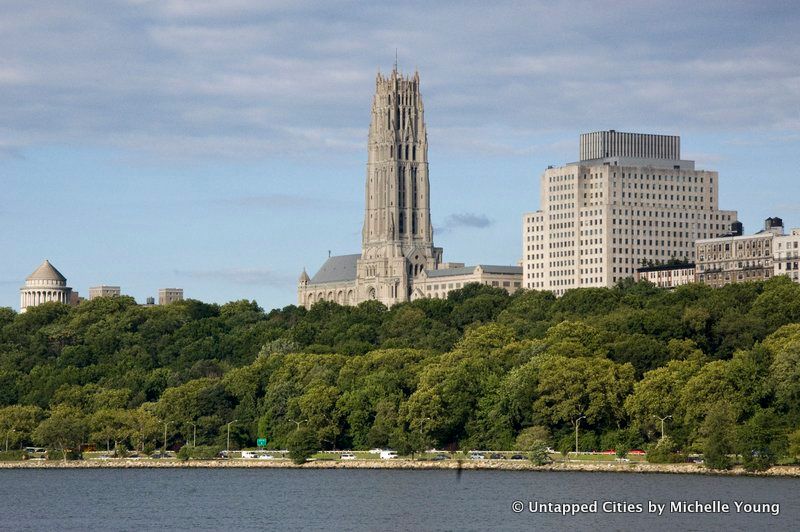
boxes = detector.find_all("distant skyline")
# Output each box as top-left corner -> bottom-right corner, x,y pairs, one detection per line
2,1 -> 800,310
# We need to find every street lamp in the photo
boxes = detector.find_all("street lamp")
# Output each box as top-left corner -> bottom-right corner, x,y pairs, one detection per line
188,422 -> 197,448
162,421 -> 172,456
653,415 -> 672,440
573,415 -> 586,456
226,420 -> 238,456
287,419 -> 307,430
5,428 -> 15,452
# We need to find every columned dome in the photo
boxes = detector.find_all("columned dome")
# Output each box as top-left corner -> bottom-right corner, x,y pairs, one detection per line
20,260 -> 73,312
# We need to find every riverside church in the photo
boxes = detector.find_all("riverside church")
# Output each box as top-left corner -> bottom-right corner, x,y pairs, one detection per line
297,67 -> 522,309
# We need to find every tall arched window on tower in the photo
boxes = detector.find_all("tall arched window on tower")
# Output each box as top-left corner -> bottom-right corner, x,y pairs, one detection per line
411,169 -> 418,210
399,212 -> 405,234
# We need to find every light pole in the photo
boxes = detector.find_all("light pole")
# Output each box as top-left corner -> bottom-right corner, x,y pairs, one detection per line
288,419 -> 307,430
226,420 -> 237,456
188,422 -> 197,448
162,421 -> 172,456
653,415 -> 672,440
5,428 -> 15,452
573,415 -> 586,456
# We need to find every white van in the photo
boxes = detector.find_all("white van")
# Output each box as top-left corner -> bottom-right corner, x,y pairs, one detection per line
242,450 -> 273,460
380,450 -> 398,460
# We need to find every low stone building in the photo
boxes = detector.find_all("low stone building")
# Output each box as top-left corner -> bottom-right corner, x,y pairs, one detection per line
158,288 -> 184,305
88,285 -> 121,300
19,260 -> 74,312
635,263 -> 696,289
774,228 -> 800,283
695,218 -> 783,288
411,265 -> 523,300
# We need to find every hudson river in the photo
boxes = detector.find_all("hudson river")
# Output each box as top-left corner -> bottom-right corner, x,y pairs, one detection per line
0,469 -> 797,531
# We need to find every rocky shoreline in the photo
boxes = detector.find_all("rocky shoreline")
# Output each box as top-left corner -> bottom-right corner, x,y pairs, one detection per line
1,459 -> 799,476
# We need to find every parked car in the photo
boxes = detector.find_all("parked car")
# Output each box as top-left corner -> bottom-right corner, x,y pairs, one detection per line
509,454 -> 525,460
489,453 -> 505,459
430,454 -> 449,461
469,452 -> 485,460
341,453 -> 356,460
380,450 -> 398,460
23,447 -> 47,460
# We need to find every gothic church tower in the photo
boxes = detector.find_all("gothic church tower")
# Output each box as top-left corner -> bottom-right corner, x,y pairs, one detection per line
357,67 -> 442,305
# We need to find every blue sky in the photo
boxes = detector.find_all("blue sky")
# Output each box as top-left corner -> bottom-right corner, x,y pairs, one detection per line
2,0 -> 799,310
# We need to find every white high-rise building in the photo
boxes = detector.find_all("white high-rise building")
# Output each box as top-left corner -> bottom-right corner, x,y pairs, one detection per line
522,131 -> 738,295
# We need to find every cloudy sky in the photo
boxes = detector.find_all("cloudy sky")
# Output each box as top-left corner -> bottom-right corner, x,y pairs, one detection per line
2,0 -> 799,310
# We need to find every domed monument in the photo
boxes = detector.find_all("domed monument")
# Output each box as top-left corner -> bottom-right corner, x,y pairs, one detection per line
20,260 -> 73,313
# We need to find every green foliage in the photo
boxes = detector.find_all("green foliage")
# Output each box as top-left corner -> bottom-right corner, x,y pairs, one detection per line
32,405 -> 86,461
515,426 -> 551,450
646,436 -> 681,464
287,427 -> 318,464
736,409 -> 786,472
601,428 -> 643,458
787,428 -> 800,461
0,405 -> 45,449
0,279 -> 796,460
701,403 -> 735,470
177,445 -> 222,461
528,440 -> 552,465
0,450 -> 25,461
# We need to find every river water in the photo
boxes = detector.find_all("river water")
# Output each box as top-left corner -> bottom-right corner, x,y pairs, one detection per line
0,469 -> 797,531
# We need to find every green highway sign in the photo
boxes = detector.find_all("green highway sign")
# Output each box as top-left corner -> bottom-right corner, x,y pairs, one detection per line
257,438 -> 267,447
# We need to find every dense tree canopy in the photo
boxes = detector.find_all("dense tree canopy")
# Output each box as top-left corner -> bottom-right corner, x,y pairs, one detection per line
2,277 -> 800,467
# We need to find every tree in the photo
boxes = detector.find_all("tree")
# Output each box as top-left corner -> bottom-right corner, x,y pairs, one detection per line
528,440 -> 552,465
90,409 -> 135,453
287,427 -> 317,464
625,357 -> 702,441
32,405 -> 86,461
647,436 -> 680,464
736,409 -> 785,472
0,405 -> 45,450
701,402 -> 735,470
680,360 -> 748,442
515,426 -> 551,450
787,428 -> 800,463
535,356 -> 635,432
290,384 -> 342,449
131,407 -> 160,452
768,334 -> 800,414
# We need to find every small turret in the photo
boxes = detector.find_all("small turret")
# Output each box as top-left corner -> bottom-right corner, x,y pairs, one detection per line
298,269 -> 310,287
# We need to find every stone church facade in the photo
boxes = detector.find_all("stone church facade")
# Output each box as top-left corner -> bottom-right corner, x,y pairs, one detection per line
298,67 -> 520,308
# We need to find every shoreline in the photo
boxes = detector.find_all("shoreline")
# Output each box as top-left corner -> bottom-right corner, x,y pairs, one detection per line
1,459 -> 799,476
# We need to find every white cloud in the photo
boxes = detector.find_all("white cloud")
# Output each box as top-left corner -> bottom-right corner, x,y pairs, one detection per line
0,1 -> 798,160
